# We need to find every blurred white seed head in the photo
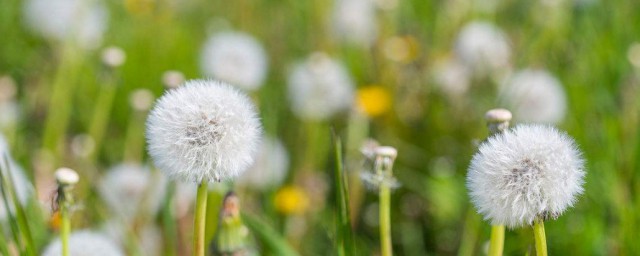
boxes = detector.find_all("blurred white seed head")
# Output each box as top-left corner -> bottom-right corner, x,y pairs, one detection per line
146,79 -> 262,183
237,136 -> 289,190
433,58 -> 471,97
103,222 -> 163,256
0,76 -> 17,102
162,70 -> 186,89
42,230 -> 125,256
200,32 -> 268,91
0,101 -> 20,128
287,52 -> 355,121
101,46 -> 126,68
24,0 -> 108,49
455,21 -> 511,76
55,167 -> 79,186
98,164 -> 167,222
627,42 -> 640,68
70,134 -> 96,158
332,0 -> 378,47
466,124 -> 585,228
129,89 -> 155,112
500,69 -> 567,124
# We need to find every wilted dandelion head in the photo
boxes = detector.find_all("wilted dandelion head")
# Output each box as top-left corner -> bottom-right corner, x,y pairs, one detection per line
455,21 -> 511,75
237,136 -> 289,190
466,124 -> 585,228
98,164 -> 167,222
146,79 -> 262,183
287,53 -> 355,121
200,32 -> 268,91
332,0 -> 378,47
42,230 -> 124,256
500,69 -> 567,124
24,0 -> 108,49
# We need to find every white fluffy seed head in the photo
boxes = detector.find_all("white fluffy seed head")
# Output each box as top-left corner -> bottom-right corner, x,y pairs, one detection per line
200,32 -> 268,91
42,230 -> 124,256
466,124 -> 585,228
146,79 -> 262,183
332,0 -> 378,47
55,167 -> 79,185
454,21 -> 511,76
499,69 -> 567,124
433,58 -> 471,97
287,53 -> 355,121
237,136 -> 289,190
23,0 -> 108,49
98,164 -> 167,222
101,46 -> 126,68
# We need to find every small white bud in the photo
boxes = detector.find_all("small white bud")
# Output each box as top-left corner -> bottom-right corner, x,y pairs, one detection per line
55,167 -> 79,186
101,46 -> 126,68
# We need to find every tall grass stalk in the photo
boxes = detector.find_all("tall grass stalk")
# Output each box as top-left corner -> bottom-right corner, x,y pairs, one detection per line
332,133 -> 355,256
488,225 -> 505,256
0,155 -> 35,256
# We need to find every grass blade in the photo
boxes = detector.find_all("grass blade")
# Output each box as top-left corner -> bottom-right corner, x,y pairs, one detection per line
241,213 -> 299,256
331,130 -> 355,256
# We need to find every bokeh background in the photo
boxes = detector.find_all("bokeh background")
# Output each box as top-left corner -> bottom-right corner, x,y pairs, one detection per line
1,0 -> 639,255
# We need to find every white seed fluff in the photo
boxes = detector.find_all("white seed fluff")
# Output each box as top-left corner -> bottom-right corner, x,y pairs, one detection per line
200,32 -> 268,91
287,53 -> 355,121
146,80 -> 262,183
41,230 -> 124,256
237,136 -> 289,190
332,0 -> 378,47
454,21 -> 511,76
466,124 -> 585,228
23,0 -> 108,49
98,164 -> 167,222
499,69 -> 567,124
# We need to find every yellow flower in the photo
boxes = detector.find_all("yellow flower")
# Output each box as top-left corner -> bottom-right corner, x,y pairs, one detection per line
357,86 -> 392,117
274,186 -> 309,215
383,36 -> 420,63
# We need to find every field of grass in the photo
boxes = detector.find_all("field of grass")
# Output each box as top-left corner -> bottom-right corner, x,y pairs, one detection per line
1,0 -> 640,255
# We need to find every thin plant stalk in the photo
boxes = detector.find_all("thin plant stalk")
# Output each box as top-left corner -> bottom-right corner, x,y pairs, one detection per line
60,206 -> 70,256
533,219 -> 547,256
488,225 -> 505,256
162,182 -> 178,256
193,181 -> 209,256
379,181 -> 392,256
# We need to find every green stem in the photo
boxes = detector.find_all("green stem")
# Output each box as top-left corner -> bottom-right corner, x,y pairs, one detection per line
61,205 -> 70,256
379,183 -> 392,256
193,181 -> 208,256
488,225 -> 504,256
88,81 -> 118,162
533,219 -> 547,256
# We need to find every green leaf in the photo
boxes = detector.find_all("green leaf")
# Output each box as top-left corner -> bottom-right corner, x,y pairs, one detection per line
241,213 -> 299,256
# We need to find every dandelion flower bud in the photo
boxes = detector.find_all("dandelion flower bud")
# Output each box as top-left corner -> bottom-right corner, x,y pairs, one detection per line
42,230 -> 124,256
200,32 -> 268,91
101,46 -> 126,68
54,167 -> 79,186
146,79 -> 262,183
375,146 -> 398,160
287,53 -> 355,121
466,124 -> 585,228
485,108 -> 512,134
500,69 -> 567,124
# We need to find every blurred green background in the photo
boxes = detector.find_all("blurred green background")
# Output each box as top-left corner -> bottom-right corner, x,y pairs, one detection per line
1,0 -> 640,255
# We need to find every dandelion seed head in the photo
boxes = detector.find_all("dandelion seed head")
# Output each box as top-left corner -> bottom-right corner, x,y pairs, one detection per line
98,164 -> 167,222
466,124 -> 585,228
101,46 -> 126,68
433,58 -> 471,97
162,70 -> 186,89
500,69 -> 567,124
146,79 -> 262,183
455,21 -> 511,75
238,136 -> 289,190
287,53 -> 355,121
42,230 -> 124,256
200,32 -> 268,91
129,89 -> 155,112
24,0 -> 108,49
332,0 -> 378,47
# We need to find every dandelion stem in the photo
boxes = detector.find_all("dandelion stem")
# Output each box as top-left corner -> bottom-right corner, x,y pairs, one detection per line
488,225 -> 504,256
533,218 -> 547,256
379,182 -> 392,256
61,205 -> 70,256
193,181 -> 208,256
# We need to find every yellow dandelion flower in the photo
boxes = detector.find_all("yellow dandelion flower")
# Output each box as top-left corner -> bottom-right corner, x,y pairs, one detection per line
274,186 -> 309,215
357,86 -> 392,117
